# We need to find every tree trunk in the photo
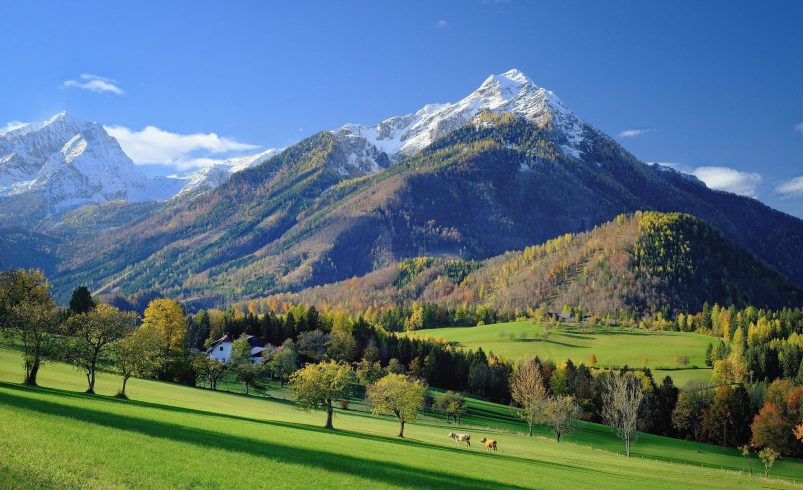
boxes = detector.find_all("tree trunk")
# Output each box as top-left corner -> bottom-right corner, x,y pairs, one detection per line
119,376 -> 129,398
398,419 -> 405,438
556,431 -> 561,442
625,438 -> 631,457
87,366 -> 96,394
24,359 -> 39,386
325,401 -> 334,429
244,383 -> 249,395
528,422 -> 533,436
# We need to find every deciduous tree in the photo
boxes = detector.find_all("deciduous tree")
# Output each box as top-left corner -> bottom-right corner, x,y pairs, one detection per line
115,327 -> 160,398
0,269 -> 56,385
510,358 -> 547,436
758,447 -> 778,478
433,390 -> 468,425
543,395 -> 582,442
367,373 -> 427,437
265,339 -> 298,386
602,372 -> 644,457
64,303 -> 138,393
140,298 -> 187,380
290,360 -> 354,429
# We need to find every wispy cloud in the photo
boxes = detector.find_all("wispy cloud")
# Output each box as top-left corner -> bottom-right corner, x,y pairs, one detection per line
63,74 -> 124,95
776,176 -> 803,198
690,166 -> 763,198
617,128 -> 650,138
794,122 -> 803,135
105,125 -> 259,170
0,120 -> 29,133
435,19 -> 449,29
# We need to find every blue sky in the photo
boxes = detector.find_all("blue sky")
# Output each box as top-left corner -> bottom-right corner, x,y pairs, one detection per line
1,1 -> 802,217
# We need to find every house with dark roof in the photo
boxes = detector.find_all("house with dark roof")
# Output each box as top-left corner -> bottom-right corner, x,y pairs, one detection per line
205,334 -> 267,364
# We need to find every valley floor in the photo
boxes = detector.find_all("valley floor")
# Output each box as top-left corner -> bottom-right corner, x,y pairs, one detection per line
409,322 -> 716,385
0,347 -> 800,489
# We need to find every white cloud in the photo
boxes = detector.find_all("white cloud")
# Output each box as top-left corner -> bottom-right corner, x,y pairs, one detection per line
690,166 -> 763,197
794,123 -> 803,135
776,176 -> 803,197
617,128 -> 650,138
435,19 -> 449,29
63,74 -> 124,95
0,120 -> 29,133
105,125 -> 259,170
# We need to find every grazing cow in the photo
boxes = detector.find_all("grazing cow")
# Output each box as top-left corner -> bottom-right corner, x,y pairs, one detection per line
479,437 -> 497,452
448,432 -> 471,447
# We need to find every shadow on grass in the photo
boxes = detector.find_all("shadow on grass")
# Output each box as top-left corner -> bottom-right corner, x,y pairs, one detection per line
0,382 -> 531,489
541,339 -> 585,348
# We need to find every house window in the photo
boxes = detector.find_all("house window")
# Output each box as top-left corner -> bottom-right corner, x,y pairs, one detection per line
219,346 -> 223,351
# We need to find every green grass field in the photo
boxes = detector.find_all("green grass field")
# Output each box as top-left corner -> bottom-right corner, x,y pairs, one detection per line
409,321 -> 715,385
0,346 -> 800,489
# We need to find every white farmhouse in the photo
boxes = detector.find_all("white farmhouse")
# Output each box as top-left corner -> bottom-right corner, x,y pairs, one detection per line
205,334 -> 267,364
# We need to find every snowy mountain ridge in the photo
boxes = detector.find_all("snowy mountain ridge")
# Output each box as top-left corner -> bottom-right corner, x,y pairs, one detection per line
0,113 -> 279,217
334,69 -> 588,160
0,112 -> 148,211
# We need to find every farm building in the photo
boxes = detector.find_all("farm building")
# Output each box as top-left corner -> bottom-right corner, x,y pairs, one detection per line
206,334 -> 267,364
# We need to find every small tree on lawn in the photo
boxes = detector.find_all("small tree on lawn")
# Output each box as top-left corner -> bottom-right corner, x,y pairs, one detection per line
602,372 -> 644,457
207,358 -> 228,390
543,395 -> 582,442
64,303 -> 138,394
758,447 -> 778,478
0,269 -> 57,386
191,353 -> 228,390
140,298 -> 187,380
739,444 -> 753,476
231,335 -> 261,395
115,327 -> 160,398
433,390 -> 468,425
588,354 -> 597,367
510,358 -> 548,436
290,360 -> 354,429
367,373 -> 427,437
265,339 -> 299,386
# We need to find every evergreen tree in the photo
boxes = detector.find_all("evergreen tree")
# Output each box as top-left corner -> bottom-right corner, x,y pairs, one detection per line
69,286 -> 95,315
705,343 -> 714,367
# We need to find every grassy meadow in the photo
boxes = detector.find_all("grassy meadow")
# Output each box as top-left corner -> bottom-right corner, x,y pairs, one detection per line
408,321 -> 715,384
1,347 -> 801,489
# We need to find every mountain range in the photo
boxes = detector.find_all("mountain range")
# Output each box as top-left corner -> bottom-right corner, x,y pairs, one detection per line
2,69 -> 802,313
0,112 -> 278,222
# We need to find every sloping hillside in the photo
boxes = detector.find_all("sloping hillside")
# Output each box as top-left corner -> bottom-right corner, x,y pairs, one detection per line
266,212 -> 803,316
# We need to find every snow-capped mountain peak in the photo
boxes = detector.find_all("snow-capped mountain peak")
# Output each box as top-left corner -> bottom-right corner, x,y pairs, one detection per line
0,112 -> 283,220
0,112 -> 149,214
161,147 -> 283,199
335,69 -> 587,160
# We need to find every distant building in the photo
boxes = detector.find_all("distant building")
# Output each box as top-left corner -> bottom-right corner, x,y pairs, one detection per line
205,334 -> 267,364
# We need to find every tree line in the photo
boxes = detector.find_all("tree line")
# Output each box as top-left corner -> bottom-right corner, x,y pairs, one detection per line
1,270 -> 800,463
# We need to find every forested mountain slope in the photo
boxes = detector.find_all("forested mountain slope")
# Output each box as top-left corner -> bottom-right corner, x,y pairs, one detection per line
264,212 -> 803,316
45,73 -> 803,306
